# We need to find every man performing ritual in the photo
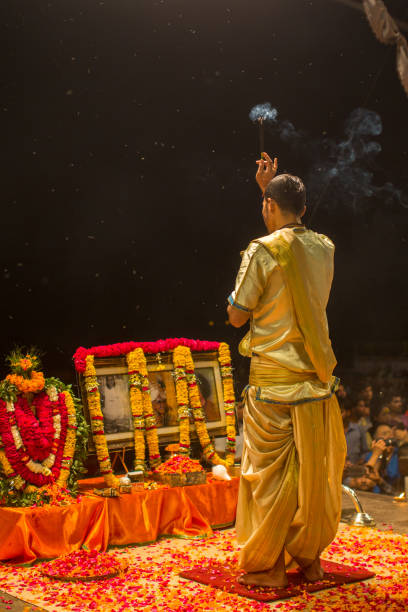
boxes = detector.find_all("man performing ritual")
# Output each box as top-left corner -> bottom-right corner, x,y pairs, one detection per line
227,153 -> 347,588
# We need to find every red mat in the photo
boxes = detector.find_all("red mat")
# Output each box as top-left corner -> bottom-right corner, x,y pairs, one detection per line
180,559 -> 375,602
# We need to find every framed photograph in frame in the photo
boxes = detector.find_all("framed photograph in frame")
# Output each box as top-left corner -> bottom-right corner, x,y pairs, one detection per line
78,351 -> 227,450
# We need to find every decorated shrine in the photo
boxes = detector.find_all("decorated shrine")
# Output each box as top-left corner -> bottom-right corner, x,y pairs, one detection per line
0,339 -> 240,564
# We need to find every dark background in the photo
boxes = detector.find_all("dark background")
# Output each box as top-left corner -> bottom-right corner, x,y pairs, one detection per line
1,0 -> 407,389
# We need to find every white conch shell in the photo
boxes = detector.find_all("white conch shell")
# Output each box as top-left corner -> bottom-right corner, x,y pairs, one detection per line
212,464 -> 231,481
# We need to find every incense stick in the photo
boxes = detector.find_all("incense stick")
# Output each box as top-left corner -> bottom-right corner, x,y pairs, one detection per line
258,117 -> 264,156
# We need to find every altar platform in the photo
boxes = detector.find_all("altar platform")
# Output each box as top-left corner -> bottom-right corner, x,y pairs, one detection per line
0,476 -> 239,564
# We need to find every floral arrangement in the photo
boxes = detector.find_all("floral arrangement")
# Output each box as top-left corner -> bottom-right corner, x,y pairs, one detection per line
40,549 -> 127,582
154,455 -> 204,475
74,338 -> 220,373
0,350 -> 88,506
77,338 -> 236,481
126,349 -> 161,472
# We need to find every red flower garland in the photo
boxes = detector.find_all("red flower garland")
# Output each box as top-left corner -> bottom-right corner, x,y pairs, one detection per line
73,338 -> 221,373
14,395 -> 55,462
0,392 -> 68,487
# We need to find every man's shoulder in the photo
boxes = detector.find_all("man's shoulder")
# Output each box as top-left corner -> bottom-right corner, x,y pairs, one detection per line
242,237 -> 275,260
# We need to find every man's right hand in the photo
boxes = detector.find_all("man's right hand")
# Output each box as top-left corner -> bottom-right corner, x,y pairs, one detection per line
256,152 -> 278,194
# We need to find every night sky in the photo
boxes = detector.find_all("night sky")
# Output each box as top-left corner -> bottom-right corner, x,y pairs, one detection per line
1,0 -> 408,387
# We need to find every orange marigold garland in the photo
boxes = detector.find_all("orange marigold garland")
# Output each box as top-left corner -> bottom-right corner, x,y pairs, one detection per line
6,370 -> 45,394
173,346 -> 191,456
84,355 -> 119,488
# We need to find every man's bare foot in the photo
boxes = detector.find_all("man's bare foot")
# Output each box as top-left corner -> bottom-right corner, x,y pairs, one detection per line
295,556 -> 324,582
237,568 -> 288,588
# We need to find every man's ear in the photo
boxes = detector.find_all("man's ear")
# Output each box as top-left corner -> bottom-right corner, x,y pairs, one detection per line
265,197 -> 275,214
300,205 -> 307,218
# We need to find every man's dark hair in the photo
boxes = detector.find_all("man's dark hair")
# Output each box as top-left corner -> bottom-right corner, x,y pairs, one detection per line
264,174 -> 306,215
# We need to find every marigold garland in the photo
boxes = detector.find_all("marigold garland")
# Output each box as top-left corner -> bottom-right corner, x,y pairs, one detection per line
126,349 -> 161,471
83,355 -> 119,488
137,352 -> 161,469
127,350 -> 146,472
173,344 -> 236,467
173,346 -> 191,456
56,391 -> 77,488
217,342 -> 237,466
6,371 -> 45,394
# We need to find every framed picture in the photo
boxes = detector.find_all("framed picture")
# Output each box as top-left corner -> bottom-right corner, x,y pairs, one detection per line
78,351 -> 227,450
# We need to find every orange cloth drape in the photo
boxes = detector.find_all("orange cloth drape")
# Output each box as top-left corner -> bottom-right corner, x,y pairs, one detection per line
0,478 -> 239,563
0,497 -> 109,564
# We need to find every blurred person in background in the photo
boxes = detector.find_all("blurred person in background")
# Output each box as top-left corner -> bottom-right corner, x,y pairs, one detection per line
352,398 -> 373,449
395,423 -> 408,484
364,424 -> 400,494
343,398 -> 368,465
377,392 -> 406,427
343,438 -> 395,494
336,383 -> 348,409
394,422 -> 408,447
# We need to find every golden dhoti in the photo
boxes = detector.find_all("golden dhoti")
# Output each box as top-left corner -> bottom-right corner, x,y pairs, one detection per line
236,356 -> 346,572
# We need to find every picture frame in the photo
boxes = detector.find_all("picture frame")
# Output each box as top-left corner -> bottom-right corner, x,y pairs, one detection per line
78,351 -> 227,450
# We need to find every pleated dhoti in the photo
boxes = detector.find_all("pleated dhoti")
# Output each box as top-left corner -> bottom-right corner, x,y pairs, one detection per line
236,358 -> 347,572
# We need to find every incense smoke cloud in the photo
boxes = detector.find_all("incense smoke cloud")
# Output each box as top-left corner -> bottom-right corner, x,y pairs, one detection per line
249,102 -> 278,123
249,103 -> 407,211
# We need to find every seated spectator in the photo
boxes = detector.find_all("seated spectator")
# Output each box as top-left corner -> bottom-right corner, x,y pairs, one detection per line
358,382 -> 373,405
364,424 -> 400,494
394,422 -> 408,447
377,392 -> 406,426
394,423 -> 408,481
336,383 -> 348,403
343,401 -> 368,465
343,464 -> 377,492
343,437 -> 398,495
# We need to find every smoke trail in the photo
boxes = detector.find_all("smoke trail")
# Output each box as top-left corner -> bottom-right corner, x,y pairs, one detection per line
249,103 -> 407,210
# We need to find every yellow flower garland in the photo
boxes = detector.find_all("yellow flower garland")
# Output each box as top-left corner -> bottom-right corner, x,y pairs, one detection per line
137,353 -> 161,469
126,349 -> 146,472
217,342 -> 236,467
56,390 -> 77,488
126,349 -> 161,471
0,441 -> 14,477
84,355 -> 119,488
0,436 -> 26,489
173,344 -> 236,467
173,346 -> 191,455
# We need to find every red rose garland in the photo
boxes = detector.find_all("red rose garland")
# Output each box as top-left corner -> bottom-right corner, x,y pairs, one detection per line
0,391 -> 68,487
14,395 -> 55,462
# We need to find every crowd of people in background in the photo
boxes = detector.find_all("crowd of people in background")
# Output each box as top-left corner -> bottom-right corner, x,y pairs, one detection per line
337,376 -> 408,495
